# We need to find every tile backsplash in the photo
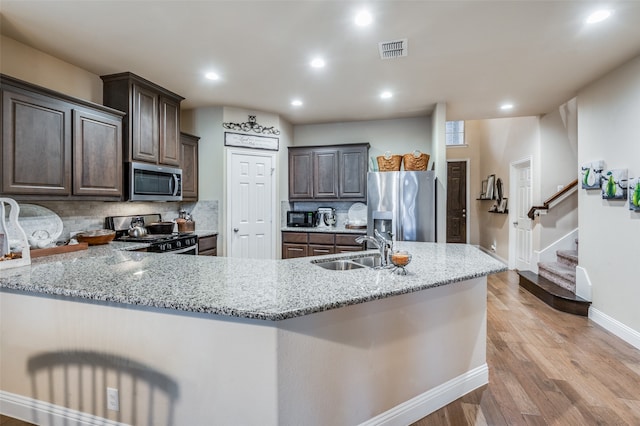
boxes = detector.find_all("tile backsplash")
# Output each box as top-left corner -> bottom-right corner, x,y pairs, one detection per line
24,200 -> 218,241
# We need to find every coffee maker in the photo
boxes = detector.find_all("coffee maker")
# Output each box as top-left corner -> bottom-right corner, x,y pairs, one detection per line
316,207 -> 337,228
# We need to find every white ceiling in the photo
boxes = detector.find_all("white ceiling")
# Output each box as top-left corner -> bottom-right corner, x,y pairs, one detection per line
2,1 -> 640,125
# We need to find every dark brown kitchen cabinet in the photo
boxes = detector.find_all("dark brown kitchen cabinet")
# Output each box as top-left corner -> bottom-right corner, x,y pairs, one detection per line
282,231 -> 309,259
1,74 -> 124,199
180,132 -> 199,201
288,143 -> 369,202
72,108 -> 123,196
281,231 -> 364,259
198,234 -> 217,256
101,72 -> 183,166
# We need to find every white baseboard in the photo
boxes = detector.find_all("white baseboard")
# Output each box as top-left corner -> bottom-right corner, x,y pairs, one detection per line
359,364 -> 489,426
477,246 -> 508,266
589,308 -> 640,351
2,365 -> 489,426
0,390 -> 126,426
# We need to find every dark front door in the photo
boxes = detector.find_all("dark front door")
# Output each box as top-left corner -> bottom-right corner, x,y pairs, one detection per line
447,161 -> 467,243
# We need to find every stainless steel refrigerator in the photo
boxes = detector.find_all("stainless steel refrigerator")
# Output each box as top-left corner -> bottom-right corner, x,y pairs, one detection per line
367,171 -> 436,242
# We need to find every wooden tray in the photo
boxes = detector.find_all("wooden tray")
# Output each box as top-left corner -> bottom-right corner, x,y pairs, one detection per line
30,242 -> 89,258
345,224 -> 367,230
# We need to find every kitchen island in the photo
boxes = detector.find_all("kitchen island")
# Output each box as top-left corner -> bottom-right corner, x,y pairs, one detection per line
1,242 -> 505,425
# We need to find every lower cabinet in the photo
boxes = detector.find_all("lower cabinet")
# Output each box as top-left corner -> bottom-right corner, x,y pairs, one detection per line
282,231 -> 365,259
198,234 -> 217,256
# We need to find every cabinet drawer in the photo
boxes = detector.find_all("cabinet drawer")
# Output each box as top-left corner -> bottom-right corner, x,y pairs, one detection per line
198,235 -> 217,252
282,232 -> 308,244
309,244 -> 335,256
335,245 -> 365,253
335,233 -> 364,247
283,243 -> 308,259
308,233 -> 335,245
199,248 -> 217,256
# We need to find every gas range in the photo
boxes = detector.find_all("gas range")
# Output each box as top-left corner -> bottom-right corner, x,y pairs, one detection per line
105,214 -> 198,254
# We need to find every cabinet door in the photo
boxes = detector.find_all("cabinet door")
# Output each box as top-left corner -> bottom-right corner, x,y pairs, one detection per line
2,89 -> 71,195
289,149 -> 313,199
159,96 -> 180,166
180,133 -> 199,201
131,84 -> 158,163
282,243 -> 308,259
72,108 -> 122,196
313,149 -> 339,199
198,235 -> 217,256
339,145 -> 368,200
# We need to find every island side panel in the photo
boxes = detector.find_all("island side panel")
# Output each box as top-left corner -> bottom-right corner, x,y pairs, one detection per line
0,291 -> 279,425
276,277 -> 488,425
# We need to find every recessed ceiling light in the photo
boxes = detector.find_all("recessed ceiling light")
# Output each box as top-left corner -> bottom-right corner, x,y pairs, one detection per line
380,91 -> 393,99
310,58 -> 325,68
205,72 -> 220,80
500,103 -> 514,111
355,10 -> 373,26
291,99 -> 303,107
586,9 -> 612,24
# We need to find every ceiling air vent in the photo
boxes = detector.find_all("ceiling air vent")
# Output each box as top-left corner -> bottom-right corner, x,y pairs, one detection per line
378,38 -> 408,60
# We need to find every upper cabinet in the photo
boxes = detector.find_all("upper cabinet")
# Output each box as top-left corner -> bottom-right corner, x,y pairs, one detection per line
101,72 -> 184,167
288,143 -> 370,202
1,74 -> 124,199
180,132 -> 199,201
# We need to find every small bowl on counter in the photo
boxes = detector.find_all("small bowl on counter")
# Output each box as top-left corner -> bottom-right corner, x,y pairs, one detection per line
76,229 -> 116,245
390,250 -> 412,275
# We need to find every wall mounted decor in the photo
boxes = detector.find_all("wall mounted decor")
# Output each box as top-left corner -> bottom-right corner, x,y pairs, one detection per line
224,132 -> 279,151
629,177 -> 640,211
480,180 -> 488,199
580,160 -> 604,189
222,115 -> 280,135
601,169 -> 628,200
497,198 -> 508,213
486,174 -> 496,200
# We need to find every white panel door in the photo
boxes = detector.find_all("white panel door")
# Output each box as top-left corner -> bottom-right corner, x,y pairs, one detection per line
515,163 -> 533,271
228,150 -> 275,259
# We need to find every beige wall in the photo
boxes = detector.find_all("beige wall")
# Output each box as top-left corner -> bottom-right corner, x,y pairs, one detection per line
1,35 -> 102,103
293,115 -> 433,164
538,100 -> 579,247
475,116 -> 541,262
577,54 -> 640,334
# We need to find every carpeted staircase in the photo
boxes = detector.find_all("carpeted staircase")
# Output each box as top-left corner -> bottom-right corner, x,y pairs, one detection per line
518,247 -> 591,316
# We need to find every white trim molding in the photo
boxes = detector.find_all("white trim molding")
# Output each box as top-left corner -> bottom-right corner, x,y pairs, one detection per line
0,390 -> 127,426
589,308 -> 640,351
359,364 -> 489,426
575,265 -> 592,301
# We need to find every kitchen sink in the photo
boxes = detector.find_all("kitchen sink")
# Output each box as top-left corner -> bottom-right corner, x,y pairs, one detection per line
313,260 -> 365,271
351,255 -> 382,268
312,254 -> 383,271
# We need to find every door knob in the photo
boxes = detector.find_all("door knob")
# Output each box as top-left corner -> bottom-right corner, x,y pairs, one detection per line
513,222 -> 519,226
233,228 -> 239,232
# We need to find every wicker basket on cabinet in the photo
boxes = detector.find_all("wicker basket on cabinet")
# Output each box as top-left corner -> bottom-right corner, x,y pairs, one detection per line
403,151 -> 430,171
376,153 -> 403,171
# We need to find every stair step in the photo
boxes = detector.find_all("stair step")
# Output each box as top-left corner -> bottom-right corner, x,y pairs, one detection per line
518,271 -> 591,316
538,261 -> 576,292
557,249 -> 578,267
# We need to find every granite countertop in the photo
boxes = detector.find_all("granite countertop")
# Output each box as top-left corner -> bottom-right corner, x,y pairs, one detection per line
0,242 -> 506,321
282,226 -> 366,234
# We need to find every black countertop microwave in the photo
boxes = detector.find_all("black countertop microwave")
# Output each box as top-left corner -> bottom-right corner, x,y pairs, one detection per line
287,211 -> 317,227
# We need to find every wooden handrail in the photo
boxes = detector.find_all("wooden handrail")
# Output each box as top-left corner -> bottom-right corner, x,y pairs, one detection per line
528,179 -> 578,219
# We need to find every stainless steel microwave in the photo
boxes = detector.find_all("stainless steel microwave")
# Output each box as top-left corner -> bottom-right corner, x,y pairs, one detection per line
128,162 -> 182,201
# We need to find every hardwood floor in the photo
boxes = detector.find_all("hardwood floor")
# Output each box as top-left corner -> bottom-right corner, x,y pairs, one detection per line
413,270 -> 640,426
2,271 -> 639,425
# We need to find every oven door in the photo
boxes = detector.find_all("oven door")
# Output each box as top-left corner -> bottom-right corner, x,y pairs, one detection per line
167,245 -> 198,255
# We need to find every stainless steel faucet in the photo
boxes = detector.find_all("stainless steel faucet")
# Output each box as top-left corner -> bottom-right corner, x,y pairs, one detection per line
356,230 -> 393,267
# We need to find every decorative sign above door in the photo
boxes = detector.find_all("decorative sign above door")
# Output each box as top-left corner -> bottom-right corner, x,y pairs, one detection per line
224,132 -> 279,151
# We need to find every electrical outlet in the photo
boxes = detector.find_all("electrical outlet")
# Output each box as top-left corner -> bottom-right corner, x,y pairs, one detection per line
107,387 -> 119,411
